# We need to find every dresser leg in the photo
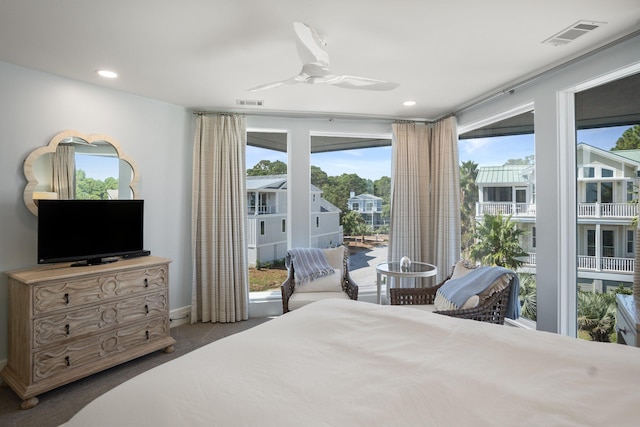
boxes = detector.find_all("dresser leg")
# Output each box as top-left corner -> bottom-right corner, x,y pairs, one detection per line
21,396 -> 39,410
164,345 -> 175,354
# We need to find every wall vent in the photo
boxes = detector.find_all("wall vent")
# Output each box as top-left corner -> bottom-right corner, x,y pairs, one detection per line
542,20 -> 605,46
236,99 -> 264,106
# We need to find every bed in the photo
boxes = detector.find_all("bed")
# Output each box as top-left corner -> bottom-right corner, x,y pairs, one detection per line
62,299 -> 640,426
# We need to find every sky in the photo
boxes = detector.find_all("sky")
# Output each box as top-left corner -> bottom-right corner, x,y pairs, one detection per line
79,124 -> 633,183
248,125 -> 633,180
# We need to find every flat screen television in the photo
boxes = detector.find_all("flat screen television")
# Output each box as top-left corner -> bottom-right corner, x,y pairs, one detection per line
38,199 -> 145,266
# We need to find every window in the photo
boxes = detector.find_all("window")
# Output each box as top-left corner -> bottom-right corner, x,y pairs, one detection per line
584,167 -> 595,178
260,220 -> 265,235
282,219 -> 286,233
316,216 -> 319,228
483,187 -> 512,202
587,230 -> 596,256
627,229 -> 634,254
601,168 -> 613,178
458,108 -> 536,323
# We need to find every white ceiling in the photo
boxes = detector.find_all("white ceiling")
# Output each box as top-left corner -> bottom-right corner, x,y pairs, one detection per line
1,0 -> 639,121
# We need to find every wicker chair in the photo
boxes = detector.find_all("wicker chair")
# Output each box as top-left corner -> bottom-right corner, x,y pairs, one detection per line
281,246 -> 358,314
389,265 -> 514,325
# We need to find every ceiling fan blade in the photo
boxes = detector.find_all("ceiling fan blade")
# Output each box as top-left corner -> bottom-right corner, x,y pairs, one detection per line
247,76 -> 304,92
293,22 -> 329,67
328,75 -> 399,91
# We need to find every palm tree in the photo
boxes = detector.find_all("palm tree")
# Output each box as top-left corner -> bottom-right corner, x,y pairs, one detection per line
459,160 -> 479,258
518,273 -> 537,320
469,213 -> 528,270
577,290 -> 617,342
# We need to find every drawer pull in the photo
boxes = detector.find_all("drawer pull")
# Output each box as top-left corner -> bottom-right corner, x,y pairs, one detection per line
65,356 -> 70,367
145,304 -> 149,314
144,278 -> 149,288
65,324 -> 70,335
145,330 -> 150,340
64,293 -> 70,304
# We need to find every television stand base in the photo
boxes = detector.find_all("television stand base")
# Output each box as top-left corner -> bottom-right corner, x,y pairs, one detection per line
71,257 -> 119,267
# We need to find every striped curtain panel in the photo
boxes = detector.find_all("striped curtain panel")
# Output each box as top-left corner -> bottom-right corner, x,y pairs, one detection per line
389,117 -> 460,284
52,144 -> 75,199
191,114 -> 249,323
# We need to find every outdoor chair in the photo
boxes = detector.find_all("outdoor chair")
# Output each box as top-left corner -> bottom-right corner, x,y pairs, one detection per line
390,261 -> 516,325
281,245 -> 358,313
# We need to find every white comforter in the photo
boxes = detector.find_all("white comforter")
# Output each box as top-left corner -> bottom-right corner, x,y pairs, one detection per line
64,299 -> 640,426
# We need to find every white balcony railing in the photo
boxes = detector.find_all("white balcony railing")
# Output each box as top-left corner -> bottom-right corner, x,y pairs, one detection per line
477,202 -> 637,219
476,202 -> 535,217
522,253 -> 633,273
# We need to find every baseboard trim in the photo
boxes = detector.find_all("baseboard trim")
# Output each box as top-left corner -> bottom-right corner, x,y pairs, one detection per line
169,306 -> 191,327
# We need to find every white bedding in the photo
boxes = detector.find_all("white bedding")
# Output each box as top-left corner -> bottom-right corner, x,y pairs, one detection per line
63,299 -> 640,426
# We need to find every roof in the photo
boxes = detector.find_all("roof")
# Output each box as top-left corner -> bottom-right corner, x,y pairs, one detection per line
246,174 -> 322,192
349,193 -> 382,201
476,165 -> 531,185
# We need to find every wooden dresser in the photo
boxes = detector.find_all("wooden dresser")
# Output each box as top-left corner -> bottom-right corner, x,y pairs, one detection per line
616,294 -> 639,347
1,256 -> 176,409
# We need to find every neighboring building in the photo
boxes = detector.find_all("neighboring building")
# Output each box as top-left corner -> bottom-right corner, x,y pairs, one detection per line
246,175 -> 343,267
347,192 -> 384,228
475,143 -> 640,292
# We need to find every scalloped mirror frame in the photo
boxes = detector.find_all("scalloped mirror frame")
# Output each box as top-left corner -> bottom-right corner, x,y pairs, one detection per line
23,130 -> 140,216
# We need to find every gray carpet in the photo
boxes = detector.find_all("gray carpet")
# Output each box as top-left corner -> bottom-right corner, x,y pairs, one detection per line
0,317 -> 272,427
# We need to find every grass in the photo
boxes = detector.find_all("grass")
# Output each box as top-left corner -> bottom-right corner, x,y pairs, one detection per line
249,266 -> 288,292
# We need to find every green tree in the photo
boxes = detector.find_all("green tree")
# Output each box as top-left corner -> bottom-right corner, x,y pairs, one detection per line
75,169 -> 118,200
322,173 -> 368,215
374,176 -> 391,225
578,284 -> 631,342
460,160 -> 479,258
341,210 -> 366,236
311,165 -> 328,188
469,213 -> 527,270
247,160 -> 287,176
504,155 -> 534,165
612,124 -> 640,150
518,273 -> 537,321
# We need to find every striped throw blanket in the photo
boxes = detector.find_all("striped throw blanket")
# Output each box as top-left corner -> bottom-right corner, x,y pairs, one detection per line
286,248 -> 335,286
439,266 -> 520,320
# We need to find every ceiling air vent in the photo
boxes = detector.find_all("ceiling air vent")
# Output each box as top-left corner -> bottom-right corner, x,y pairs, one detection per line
542,20 -> 605,46
236,99 -> 264,106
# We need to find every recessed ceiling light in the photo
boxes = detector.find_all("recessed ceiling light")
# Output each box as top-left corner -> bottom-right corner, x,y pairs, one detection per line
403,100 -> 416,106
97,70 -> 118,79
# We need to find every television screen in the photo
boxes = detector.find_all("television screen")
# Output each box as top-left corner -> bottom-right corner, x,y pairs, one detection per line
38,199 -> 144,265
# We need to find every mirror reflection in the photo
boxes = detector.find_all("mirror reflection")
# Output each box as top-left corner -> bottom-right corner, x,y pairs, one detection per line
24,130 -> 139,216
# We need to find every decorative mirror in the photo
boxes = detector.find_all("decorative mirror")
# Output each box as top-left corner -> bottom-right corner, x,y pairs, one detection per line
23,130 -> 140,215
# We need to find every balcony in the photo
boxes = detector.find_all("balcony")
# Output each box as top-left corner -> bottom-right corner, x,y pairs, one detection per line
248,204 -> 277,215
521,252 -> 634,274
476,202 -> 637,219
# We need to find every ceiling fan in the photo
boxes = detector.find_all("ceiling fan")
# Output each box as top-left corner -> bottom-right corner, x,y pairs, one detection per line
248,22 -> 399,92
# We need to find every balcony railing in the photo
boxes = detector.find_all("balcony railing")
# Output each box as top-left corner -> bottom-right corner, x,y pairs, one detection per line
523,253 -> 633,273
477,202 -> 637,219
248,205 -> 277,215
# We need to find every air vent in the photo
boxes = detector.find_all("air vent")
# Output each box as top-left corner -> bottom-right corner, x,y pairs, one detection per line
542,20 -> 605,46
236,99 -> 264,106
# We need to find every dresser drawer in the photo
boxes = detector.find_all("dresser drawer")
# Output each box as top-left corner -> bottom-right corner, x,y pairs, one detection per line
33,265 -> 168,314
33,317 -> 170,383
33,292 -> 168,348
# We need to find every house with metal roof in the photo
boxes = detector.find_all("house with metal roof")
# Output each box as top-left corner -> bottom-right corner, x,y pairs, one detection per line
246,175 -> 342,266
476,143 -> 640,292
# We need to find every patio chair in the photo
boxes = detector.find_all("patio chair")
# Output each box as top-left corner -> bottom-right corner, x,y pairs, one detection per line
281,245 -> 358,313
390,261 -> 516,325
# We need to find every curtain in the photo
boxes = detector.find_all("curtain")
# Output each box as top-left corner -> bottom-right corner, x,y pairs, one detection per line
389,117 -> 460,284
191,114 -> 249,323
52,144 -> 75,199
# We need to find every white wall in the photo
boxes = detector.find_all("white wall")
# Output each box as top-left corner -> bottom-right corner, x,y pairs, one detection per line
0,61 -> 194,361
457,33 -> 640,334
